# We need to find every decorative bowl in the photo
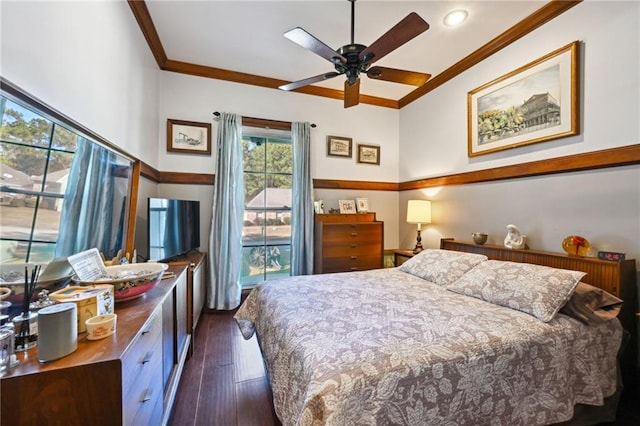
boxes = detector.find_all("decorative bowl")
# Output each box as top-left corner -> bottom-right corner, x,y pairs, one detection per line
561,236 -> 591,257
471,232 -> 488,245
72,263 -> 168,302
0,261 -> 73,307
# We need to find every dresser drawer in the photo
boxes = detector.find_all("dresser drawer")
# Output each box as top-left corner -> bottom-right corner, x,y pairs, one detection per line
323,241 -> 382,257
129,367 -> 164,426
121,307 -> 163,423
323,255 -> 382,272
321,224 -> 382,242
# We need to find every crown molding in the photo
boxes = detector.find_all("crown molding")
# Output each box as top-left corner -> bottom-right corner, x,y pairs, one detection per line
128,0 -> 580,109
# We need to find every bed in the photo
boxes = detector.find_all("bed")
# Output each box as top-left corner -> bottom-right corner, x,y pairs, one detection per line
234,239 -> 637,426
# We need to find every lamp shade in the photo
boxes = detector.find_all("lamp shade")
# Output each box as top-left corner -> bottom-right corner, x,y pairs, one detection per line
406,200 -> 431,224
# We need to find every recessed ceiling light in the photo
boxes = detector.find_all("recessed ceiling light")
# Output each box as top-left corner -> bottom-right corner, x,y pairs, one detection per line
443,9 -> 468,27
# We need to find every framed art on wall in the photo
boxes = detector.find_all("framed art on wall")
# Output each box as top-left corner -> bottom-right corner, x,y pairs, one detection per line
338,200 -> 356,214
356,144 -> 380,165
327,136 -> 353,158
467,41 -> 579,157
167,119 -> 212,155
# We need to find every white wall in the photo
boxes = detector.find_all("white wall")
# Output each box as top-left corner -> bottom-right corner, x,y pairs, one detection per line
0,0 -> 161,166
399,1 -> 640,264
158,72 -> 401,248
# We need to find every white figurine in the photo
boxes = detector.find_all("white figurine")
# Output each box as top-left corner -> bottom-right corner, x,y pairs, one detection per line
504,224 -> 526,249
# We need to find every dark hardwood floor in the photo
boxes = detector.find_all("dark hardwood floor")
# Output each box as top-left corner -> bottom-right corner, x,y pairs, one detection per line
170,310 -> 639,426
169,310 -> 280,426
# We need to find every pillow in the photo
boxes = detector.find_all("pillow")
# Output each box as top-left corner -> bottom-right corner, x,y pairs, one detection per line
560,282 -> 623,325
447,260 -> 585,322
398,249 -> 488,286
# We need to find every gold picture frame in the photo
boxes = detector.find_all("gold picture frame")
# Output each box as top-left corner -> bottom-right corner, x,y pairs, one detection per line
467,41 -> 579,157
327,136 -> 353,158
167,119 -> 212,155
356,144 -> 380,165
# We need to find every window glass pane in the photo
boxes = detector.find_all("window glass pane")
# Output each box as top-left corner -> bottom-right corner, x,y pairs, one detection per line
240,246 -> 265,286
0,143 -> 48,190
0,99 -> 53,148
242,137 -> 265,172
265,210 -> 291,246
244,172 -> 265,206
266,139 -> 292,174
33,196 -> 62,242
0,199 -> 35,262
24,241 -> 56,263
41,151 -> 75,195
242,210 -> 264,247
51,124 -> 78,151
265,244 -> 290,280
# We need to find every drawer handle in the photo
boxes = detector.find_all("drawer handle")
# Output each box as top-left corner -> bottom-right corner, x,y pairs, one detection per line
141,388 -> 154,403
141,351 -> 154,364
350,256 -> 358,260
350,232 -> 358,237
350,267 -> 358,271
141,324 -> 154,335
350,243 -> 357,248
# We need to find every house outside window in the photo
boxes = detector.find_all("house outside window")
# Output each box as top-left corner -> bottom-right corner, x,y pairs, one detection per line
240,128 -> 292,286
0,96 -> 77,264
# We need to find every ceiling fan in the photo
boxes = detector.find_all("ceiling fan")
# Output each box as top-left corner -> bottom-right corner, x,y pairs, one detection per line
278,0 -> 431,108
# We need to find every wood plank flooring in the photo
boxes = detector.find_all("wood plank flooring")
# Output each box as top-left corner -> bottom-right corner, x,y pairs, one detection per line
169,310 -> 280,426
170,310 -> 639,426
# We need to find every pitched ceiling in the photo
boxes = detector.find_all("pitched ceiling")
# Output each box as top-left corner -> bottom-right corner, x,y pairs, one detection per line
131,0 -> 580,109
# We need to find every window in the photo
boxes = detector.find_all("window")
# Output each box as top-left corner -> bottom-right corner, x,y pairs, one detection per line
240,127 -> 292,286
0,96 -> 77,264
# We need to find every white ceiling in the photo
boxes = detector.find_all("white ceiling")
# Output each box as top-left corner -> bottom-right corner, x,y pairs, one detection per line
145,0 -> 548,101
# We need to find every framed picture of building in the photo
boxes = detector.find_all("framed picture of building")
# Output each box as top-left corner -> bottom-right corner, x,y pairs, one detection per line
167,119 -> 212,155
327,136 -> 353,158
467,41 -> 579,157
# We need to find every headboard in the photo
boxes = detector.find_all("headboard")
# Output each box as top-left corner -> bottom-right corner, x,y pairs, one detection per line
441,238 -> 638,385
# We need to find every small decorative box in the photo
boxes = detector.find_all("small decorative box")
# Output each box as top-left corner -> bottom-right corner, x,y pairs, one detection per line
49,285 -> 114,333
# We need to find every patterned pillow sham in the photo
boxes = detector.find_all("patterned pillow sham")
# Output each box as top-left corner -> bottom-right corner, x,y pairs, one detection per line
560,282 -> 623,325
398,249 -> 488,286
447,260 -> 586,322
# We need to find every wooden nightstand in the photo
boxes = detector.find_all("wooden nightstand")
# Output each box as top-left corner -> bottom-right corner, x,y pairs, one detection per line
393,249 -> 416,266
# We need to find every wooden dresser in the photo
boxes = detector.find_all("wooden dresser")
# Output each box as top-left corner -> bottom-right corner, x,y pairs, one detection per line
0,263 -> 197,425
314,213 -> 384,274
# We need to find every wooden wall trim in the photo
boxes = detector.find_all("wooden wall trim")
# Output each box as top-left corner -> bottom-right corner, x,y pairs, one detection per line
142,144 -> 640,189
399,0 -> 582,108
127,0 -> 167,67
399,144 -> 640,190
130,1 -> 576,110
313,179 -> 399,191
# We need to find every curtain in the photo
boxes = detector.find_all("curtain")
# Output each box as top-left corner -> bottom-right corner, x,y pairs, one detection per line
208,113 -> 244,310
290,122 -> 314,275
55,137 -> 118,258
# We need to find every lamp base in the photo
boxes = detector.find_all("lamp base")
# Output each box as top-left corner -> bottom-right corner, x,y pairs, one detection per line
413,229 -> 423,254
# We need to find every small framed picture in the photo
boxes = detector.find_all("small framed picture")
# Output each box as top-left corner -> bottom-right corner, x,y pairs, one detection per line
356,144 -> 380,165
167,119 -> 212,155
313,200 -> 324,214
356,198 -> 369,213
338,200 -> 357,214
327,136 -> 353,158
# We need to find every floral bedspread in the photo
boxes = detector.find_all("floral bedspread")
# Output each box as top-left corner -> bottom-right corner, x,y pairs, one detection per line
234,268 -> 622,426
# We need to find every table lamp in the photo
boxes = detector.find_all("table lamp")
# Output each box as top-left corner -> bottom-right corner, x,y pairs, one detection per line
407,200 -> 431,253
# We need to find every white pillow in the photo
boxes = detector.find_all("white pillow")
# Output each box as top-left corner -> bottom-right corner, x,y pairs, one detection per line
447,260 -> 586,322
398,249 -> 488,286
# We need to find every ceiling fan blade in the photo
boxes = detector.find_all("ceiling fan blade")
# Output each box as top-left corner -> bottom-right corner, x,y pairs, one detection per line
344,78 -> 360,108
359,12 -> 429,65
366,67 -> 431,86
279,72 -> 341,91
284,27 -> 346,64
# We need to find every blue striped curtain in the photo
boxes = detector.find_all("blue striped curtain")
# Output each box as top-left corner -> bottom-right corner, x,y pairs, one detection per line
208,113 -> 244,310
55,137 -> 119,258
290,122 -> 314,275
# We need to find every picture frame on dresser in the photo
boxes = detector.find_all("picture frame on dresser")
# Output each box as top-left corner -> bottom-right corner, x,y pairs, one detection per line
356,198 -> 369,213
339,200 -> 357,214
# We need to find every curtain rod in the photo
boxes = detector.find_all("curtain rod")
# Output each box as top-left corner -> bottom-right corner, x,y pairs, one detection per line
213,111 -> 316,128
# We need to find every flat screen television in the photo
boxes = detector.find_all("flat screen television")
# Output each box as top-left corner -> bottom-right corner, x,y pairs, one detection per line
148,197 -> 200,262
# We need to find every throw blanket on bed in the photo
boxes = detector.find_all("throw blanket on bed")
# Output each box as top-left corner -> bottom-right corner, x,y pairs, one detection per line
235,268 -> 622,426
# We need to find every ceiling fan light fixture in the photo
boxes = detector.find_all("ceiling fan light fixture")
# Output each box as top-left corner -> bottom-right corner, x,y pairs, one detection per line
443,9 -> 468,27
